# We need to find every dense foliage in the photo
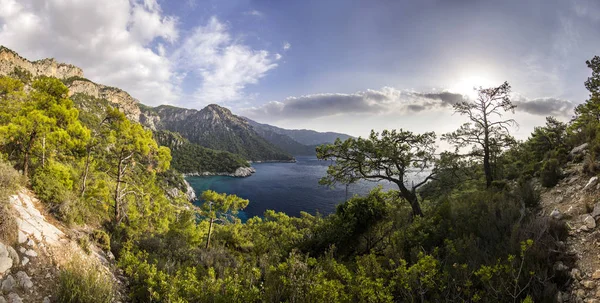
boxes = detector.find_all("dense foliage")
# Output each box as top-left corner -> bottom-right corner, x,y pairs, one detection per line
1,53 -> 600,302
147,105 -> 295,161
155,130 -> 249,174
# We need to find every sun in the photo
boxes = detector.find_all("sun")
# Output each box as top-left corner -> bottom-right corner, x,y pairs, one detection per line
449,75 -> 497,99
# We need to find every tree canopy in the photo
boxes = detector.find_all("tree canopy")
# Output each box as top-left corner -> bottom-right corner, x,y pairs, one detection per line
443,81 -> 517,187
316,129 -> 437,216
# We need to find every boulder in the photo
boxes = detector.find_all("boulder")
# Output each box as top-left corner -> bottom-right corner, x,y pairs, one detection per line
19,258 -> 28,267
572,268 -> 583,280
593,269 -> 600,280
570,143 -> 589,157
0,296 -> 5,303
1,275 -> 15,293
0,258 -> 12,275
551,208 -> 562,220
4,249 -> 17,269
592,203 -> 600,219
6,293 -> 21,303
554,261 -> 569,272
583,280 -> 596,289
584,215 -> 596,229
14,271 -> 32,289
584,176 -> 599,191
24,250 -> 37,258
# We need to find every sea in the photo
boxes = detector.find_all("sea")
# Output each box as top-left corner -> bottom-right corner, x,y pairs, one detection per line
186,156 -> 424,220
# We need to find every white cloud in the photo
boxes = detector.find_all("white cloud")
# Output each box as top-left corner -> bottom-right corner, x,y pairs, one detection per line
283,42 -> 291,50
0,0 -> 179,105
241,87 -> 574,121
244,10 -> 264,18
172,17 -> 279,105
0,1 -> 281,107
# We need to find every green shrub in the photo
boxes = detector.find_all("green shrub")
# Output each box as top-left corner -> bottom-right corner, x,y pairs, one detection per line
516,178 -> 541,208
540,158 -> 561,187
32,161 -> 74,206
92,230 -> 111,251
77,235 -> 91,255
0,160 -> 22,244
56,256 -> 115,303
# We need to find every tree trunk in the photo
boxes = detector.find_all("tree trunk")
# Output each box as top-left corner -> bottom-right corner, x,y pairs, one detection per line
23,133 -> 36,176
114,158 -> 123,224
397,182 -> 423,217
407,193 -> 424,217
483,146 -> 492,188
80,146 -> 91,197
22,151 -> 29,177
205,217 -> 214,249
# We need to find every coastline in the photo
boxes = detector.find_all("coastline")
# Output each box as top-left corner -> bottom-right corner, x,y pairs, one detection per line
183,166 -> 257,178
249,159 -> 297,164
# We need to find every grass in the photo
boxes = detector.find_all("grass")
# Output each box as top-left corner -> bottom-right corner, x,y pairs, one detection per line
56,255 -> 115,303
0,159 -> 23,244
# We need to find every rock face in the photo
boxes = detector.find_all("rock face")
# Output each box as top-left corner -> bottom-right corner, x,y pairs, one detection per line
0,46 -> 83,79
0,244 -> 12,275
68,80 -> 142,123
150,104 -> 294,161
0,46 -> 142,124
570,143 -> 589,157
184,180 -> 197,201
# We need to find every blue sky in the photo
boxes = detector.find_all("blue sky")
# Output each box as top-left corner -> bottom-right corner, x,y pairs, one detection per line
1,0 -> 599,137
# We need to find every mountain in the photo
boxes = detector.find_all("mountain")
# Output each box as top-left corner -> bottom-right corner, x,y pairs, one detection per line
0,46 -> 293,163
245,118 -> 353,145
154,130 -> 254,176
249,125 -> 317,156
145,104 -> 294,161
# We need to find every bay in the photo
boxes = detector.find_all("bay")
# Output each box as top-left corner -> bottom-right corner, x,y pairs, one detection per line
186,156 -> 424,220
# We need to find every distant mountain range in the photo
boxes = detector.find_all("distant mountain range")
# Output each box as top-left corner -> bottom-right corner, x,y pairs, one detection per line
0,46 -> 353,171
245,118 -> 353,146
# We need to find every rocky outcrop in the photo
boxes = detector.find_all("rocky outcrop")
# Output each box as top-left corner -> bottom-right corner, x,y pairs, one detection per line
185,166 -> 256,178
68,80 -> 142,123
539,161 -> 600,302
0,46 -> 83,80
0,46 -> 143,124
184,180 -> 197,201
0,189 -> 122,302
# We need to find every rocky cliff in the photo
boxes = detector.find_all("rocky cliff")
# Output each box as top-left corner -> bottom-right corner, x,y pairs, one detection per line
0,189 -> 124,302
0,46 -> 294,162
148,104 -> 294,161
67,79 -> 142,123
539,143 -> 600,303
0,46 -> 143,123
0,46 -> 83,80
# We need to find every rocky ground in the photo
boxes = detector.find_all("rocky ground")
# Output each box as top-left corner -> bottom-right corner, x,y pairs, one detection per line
0,189 -> 122,303
540,145 -> 600,303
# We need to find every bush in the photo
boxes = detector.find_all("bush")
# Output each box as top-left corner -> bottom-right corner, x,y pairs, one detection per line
92,230 -> 111,251
77,235 -> 91,255
540,158 -> 561,187
582,153 -> 600,175
516,178 -> 541,208
0,160 -> 22,244
31,161 -> 85,224
32,161 -> 74,206
56,256 -> 115,303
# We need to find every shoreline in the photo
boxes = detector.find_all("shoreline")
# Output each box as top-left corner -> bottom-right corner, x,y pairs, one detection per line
183,166 -> 256,178
249,159 -> 296,164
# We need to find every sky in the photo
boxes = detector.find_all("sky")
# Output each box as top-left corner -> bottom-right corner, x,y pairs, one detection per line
0,0 -> 599,139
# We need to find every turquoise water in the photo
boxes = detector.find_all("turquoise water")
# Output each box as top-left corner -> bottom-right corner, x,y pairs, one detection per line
186,156 -> 403,220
